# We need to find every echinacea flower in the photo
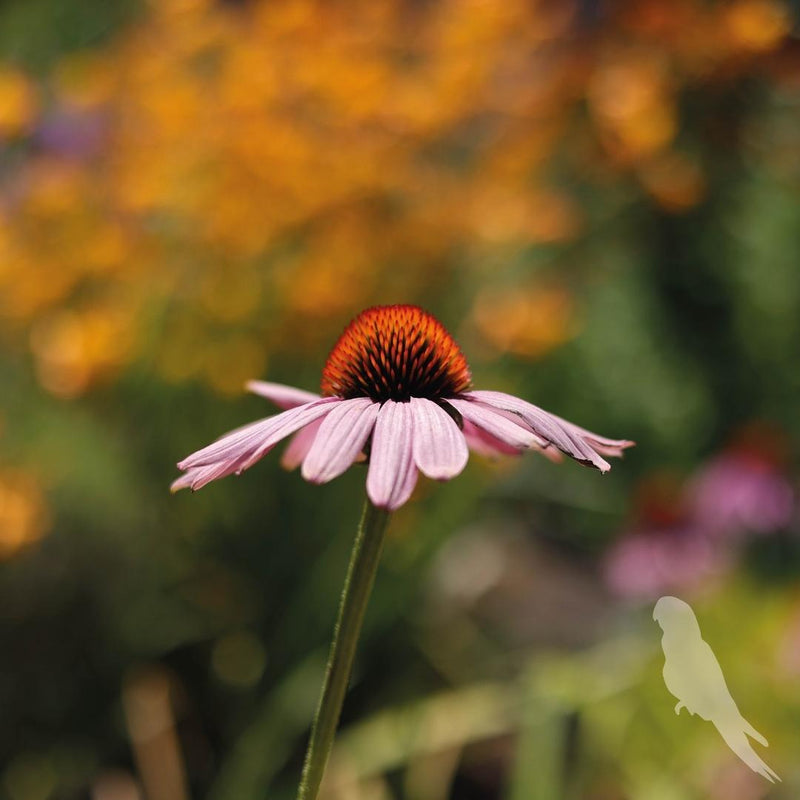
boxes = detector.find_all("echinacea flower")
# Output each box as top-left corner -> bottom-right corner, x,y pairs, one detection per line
172,305 -> 633,508
173,304 -> 634,800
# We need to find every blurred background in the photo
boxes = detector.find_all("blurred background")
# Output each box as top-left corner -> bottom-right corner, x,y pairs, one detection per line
1,0 -> 800,797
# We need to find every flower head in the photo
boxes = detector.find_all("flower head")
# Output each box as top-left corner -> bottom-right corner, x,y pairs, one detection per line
172,305 -> 634,509
321,305 -> 473,402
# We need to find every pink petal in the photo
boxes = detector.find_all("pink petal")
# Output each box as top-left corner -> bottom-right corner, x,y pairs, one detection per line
447,398 -> 538,451
409,397 -> 469,480
246,380 -> 321,409
550,415 -> 635,457
461,419 -> 521,458
171,470 -> 200,493
178,398 -> 339,469
464,391 -> 612,472
456,401 -> 565,462
367,400 -> 418,510
302,398 -> 380,483
535,443 -> 565,464
170,461 -> 242,492
281,419 -> 323,470
173,398 -> 341,491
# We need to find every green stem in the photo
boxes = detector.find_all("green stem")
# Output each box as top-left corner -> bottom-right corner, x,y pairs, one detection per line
295,498 -> 391,800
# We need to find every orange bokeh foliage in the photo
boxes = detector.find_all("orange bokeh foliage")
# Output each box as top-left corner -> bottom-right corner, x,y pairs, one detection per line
0,0 -> 791,395
0,469 -> 51,559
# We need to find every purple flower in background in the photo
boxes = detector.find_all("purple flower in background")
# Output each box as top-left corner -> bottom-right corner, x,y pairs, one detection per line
172,305 -> 633,509
605,425 -> 796,601
603,475 -> 727,599
35,106 -> 106,160
689,439 -> 794,539
604,521 -> 726,599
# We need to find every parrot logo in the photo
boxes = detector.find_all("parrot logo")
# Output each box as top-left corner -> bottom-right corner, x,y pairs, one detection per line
653,595 -> 780,783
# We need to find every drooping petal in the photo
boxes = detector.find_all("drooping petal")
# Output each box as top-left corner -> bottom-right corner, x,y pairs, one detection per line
454,400 -> 565,462
246,380 -> 321,409
302,398 -> 380,483
281,418 -> 324,470
447,398 -> 539,451
549,414 -> 635,457
533,442 -> 565,464
463,391 -> 613,472
367,400 -> 418,510
171,468 -> 202,493
409,397 -> 469,480
170,460 -> 244,493
460,401 -> 564,464
461,419 -> 521,458
173,398 -> 341,492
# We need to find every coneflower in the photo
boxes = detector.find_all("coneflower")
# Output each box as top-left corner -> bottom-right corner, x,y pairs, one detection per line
172,304 -> 634,800
173,305 -> 632,507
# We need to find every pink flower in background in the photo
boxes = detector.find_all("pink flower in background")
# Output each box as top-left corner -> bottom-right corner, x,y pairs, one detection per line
689,448 -> 794,539
604,426 -> 797,600
603,475 -> 726,599
172,305 -> 633,509
604,521 -> 726,599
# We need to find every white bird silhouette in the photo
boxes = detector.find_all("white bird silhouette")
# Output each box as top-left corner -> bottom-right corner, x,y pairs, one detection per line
653,595 -> 780,783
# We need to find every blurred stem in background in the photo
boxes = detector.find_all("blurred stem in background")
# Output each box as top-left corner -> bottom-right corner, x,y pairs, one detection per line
509,691 -> 573,800
296,499 -> 390,800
